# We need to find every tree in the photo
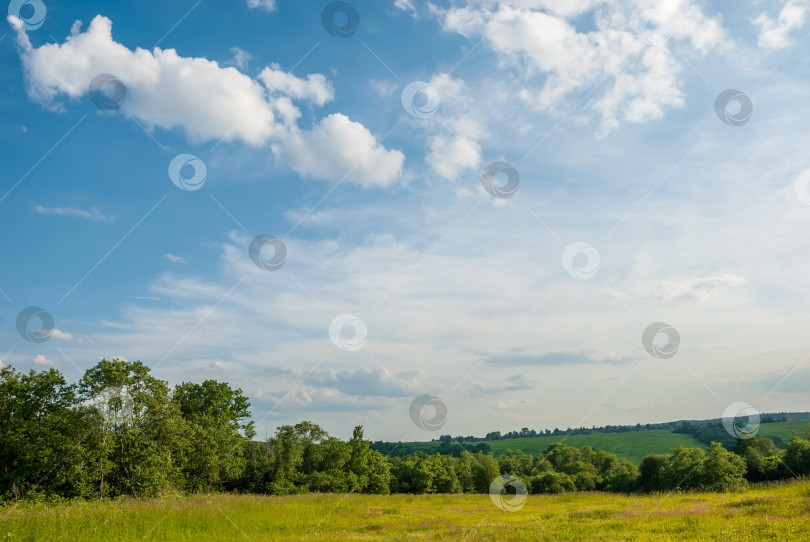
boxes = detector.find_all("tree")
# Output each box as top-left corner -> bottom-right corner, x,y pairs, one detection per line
173,380 -> 252,492
734,437 -> 783,482
784,433 -> 810,476
638,454 -> 670,492
530,471 -> 575,494
79,358 -> 186,498
0,366 -> 96,500
364,450 -> 392,494
346,426 -> 371,491
470,452 -> 500,493
662,446 -> 706,491
698,442 -> 747,491
498,449 -> 534,477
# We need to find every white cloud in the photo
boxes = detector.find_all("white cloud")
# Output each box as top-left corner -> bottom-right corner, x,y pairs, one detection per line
618,274 -> 746,303
426,135 -> 481,181
50,329 -> 73,341
421,73 -> 484,181
11,15 -> 278,144
164,253 -> 186,264
228,46 -> 251,70
35,205 -> 113,222
434,0 -> 726,136
394,0 -> 416,13
247,0 -> 277,11
753,0 -> 809,50
10,15 -> 403,186
258,64 -> 334,106
33,354 -> 55,366
271,114 -> 405,188
469,374 -> 535,396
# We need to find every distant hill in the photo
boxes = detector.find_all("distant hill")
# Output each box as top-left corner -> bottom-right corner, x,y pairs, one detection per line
371,412 -> 810,466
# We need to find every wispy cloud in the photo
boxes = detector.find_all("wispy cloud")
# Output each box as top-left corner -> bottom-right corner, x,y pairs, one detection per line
164,254 -> 186,264
246,0 -> 276,11
469,374 -> 535,396
486,351 -> 637,367
35,205 -> 113,222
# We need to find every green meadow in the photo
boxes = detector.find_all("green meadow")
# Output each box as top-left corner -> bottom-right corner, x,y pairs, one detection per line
3,480 -> 808,541
757,420 -> 810,443
407,420 -> 810,465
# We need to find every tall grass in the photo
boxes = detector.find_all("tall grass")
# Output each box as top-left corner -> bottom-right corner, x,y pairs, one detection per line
3,480 -> 809,540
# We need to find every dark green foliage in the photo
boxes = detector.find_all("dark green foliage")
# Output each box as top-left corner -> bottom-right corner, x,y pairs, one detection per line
734,437 -> 784,482
3,362 -> 810,501
0,362 -> 392,501
637,444 -> 747,492
784,431 -> 810,476
530,471 -> 576,494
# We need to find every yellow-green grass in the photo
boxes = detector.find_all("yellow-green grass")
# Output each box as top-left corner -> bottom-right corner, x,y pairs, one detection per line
3,481 -> 809,541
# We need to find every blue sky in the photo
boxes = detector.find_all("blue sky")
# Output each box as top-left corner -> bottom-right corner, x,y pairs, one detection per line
2,0 -> 810,441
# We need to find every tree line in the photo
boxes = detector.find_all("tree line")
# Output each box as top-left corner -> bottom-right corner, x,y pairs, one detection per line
405,412 -> 808,445
2,360 -> 810,502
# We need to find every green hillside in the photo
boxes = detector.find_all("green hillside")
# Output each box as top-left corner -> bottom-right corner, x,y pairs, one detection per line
756,420 -> 810,442
483,430 -> 705,465
402,420 -> 810,466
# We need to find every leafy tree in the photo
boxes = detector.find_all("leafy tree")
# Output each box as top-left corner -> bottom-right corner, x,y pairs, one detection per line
364,449 -> 392,494
638,454 -> 670,492
530,471 -> 575,494
0,366 -> 96,500
734,437 -> 784,482
172,380 -> 252,492
498,449 -> 534,477
784,433 -> 810,476
661,446 -> 706,491
79,358 -> 186,498
470,451 -> 500,493
698,442 -> 747,491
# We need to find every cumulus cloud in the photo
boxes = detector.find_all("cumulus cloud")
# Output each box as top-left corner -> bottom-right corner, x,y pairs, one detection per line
9,15 -> 403,186
271,114 -> 405,188
50,329 -> 73,341
259,64 -> 334,106
11,15 -> 278,144
33,354 -> 55,366
426,135 -> 481,181
35,205 -> 113,222
434,0 -> 726,135
753,0 -> 809,50
421,73 -> 483,181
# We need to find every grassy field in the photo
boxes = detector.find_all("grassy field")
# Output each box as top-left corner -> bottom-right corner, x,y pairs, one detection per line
757,420 -> 810,443
2,480 -> 809,541
407,420 -> 810,465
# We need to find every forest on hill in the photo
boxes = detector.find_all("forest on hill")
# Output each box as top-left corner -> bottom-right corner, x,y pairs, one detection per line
3,359 -> 810,502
